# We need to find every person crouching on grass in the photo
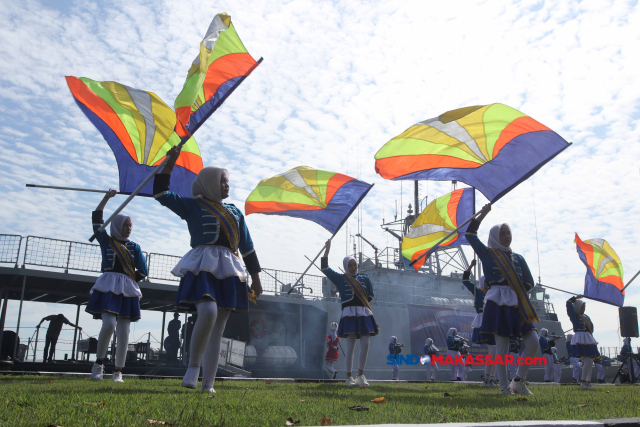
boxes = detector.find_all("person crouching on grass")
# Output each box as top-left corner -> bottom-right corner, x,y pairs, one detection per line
463,203 -> 540,396
88,189 -> 147,383
321,239 -> 378,387
154,145 -> 263,394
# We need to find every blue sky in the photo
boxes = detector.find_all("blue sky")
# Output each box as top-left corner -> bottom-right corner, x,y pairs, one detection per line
1,0 -> 639,359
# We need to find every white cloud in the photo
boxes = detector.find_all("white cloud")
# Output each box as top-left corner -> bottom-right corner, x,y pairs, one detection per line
0,0 -> 639,351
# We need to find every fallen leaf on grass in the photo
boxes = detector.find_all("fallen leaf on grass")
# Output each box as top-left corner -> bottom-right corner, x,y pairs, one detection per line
83,402 -> 105,407
606,391 -> 610,394
516,398 -> 527,402
46,425 -> 62,427
348,405 -> 369,411
579,404 -> 588,408
206,395 -> 215,399
321,416 -> 332,426
147,420 -> 175,426
285,417 -> 300,425
371,397 -> 386,404
265,381 -> 271,385
300,400 -> 305,402
48,382 -> 56,384
443,392 -> 452,397
424,386 -> 428,389
360,386 -> 366,390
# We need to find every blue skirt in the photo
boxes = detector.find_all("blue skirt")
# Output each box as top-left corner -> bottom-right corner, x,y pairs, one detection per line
472,327 -> 496,345
175,271 -> 249,312
338,315 -> 379,339
572,344 -> 600,357
85,290 -> 141,321
480,300 -> 536,338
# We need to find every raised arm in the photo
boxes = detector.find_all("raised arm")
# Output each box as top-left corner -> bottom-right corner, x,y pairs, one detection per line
463,204 -> 492,262
153,145 -> 190,219
96,189 -> 117,212
461,259 -> 477,295
93,190 -> 117,247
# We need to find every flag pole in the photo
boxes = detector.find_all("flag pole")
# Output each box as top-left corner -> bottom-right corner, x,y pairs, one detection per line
288,184 -> 374,295
26,184 -> 120,194
87,140 -> 187,242
409,204 -> 490,267
538,284 -> 578,296
622,268 -> 640,292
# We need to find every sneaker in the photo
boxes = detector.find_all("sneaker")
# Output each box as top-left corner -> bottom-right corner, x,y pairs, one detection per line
354,375 -> 369,387
201,381 -> 216,394
345,377 -> 356,386
501,387 -> 514,395
456,377 -> 462,381
510,379 -> 533,395
333,370 -> 338,380
91,363 -> 104,381
182,367 -> 200,389
482,378 -> 493,387
112,371 -> 124,383
581,382 -> 593,390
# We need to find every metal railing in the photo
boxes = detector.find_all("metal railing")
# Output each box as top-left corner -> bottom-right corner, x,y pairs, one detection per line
0,234 -> 22,267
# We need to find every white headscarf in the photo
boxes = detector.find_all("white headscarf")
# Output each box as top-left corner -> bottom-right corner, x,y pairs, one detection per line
425,338 -> 433,347
191,166 -> 228,201
540,328 -> 548,338
623,337 -> 630,346
110,214 -> 131,242
329,322 -> 338,341
343,256 -> 358,276
448,328 -> 457,337
574,299 -> 585,314
478,276 -> 486,291
390,336 -> 397,345
551,347 -> 557,354
488,223 -> 512,253
566,333 -> 574,341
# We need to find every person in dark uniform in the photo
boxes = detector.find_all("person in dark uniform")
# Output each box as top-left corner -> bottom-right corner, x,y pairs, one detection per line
181,315 -> 196,363
165,312 -> 182,362
37,314 -> 81,363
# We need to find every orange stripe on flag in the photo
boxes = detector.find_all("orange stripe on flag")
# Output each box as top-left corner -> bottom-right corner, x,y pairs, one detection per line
325,173 -> 353,204
203,53 -> 258,100
151,151 -> 203,174
245,201 -> 325,215
375,155 -> 480,179
447,189 -> 463,228
492,116 -> 551,158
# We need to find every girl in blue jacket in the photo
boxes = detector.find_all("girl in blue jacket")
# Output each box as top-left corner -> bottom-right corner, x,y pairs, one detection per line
321,239 -> 378,387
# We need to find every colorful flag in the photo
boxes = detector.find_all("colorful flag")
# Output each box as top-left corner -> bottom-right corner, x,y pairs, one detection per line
174,13 -> 261,138
66,77 -> 202,197
374,104 -> 570,202
402,188 -> 475,271
575,233 -> 624,307
245,166 -> 373,234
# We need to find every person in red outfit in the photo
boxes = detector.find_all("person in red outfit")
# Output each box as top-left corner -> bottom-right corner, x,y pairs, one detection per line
325,322 -> 340,379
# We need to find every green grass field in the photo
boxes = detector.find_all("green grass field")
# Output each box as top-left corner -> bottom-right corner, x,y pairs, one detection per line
1,376 -> 639,426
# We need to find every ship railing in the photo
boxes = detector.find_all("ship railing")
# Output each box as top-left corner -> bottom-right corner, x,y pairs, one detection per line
0,234 -> 22,268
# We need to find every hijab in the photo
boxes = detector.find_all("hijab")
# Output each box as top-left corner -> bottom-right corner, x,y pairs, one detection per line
329,322 -> 338,341
425,338 -> 433,347
447,328 -> 457,337
574,299 -> 585,314
566,333 -> 574,342
488,223 -> 512,253
191,166 -> 228,202
551,347 -> 557,354
390,336 -> 397,345
540,328 -> 548,338
623,337 -> 630,346
478,276 -> 486,290
110,214 -> 131,242
343,256 -> 358,276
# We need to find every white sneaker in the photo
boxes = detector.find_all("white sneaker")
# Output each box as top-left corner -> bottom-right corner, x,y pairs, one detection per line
345,376 -> 356,386
510,379 -> 533,395
501,387 -> 513,395
182,367 -> 200,389
112,371 -> 124,383
91,363 -> 104,381
354,375 -> 369,387
201,381 -> 216,394
581,382 -> 593,390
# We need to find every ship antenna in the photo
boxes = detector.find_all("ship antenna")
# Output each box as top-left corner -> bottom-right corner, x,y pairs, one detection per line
532,182 -> 542,285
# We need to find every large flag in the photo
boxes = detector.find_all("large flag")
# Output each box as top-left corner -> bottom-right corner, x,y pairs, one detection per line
245,166 -> 373,234
174,13 -> 261,138
66,77 -> 202,197
374,104 -> 570,202
402,188 -> 475,272
575,233 -> 624,307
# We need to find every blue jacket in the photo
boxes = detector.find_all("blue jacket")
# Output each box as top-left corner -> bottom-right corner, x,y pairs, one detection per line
92,211 -> 148,279
462,272 -> 486,313
565,341 -> 574,358
620,344 -> 631,362
446,336 -> 458,351
424,344 -> 438,356
464,221 -> 535,290
389,343 -> 402,358
320,258 -> 374,308
566,299 -> 594,333
539,336 -> 552,355
153,174 -> 260,274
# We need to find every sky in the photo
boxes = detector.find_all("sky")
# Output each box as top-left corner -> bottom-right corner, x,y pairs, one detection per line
1,0 -> 639,360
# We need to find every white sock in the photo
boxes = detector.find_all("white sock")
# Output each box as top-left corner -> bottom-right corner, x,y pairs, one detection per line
201,310 -> 231,387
